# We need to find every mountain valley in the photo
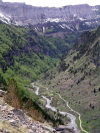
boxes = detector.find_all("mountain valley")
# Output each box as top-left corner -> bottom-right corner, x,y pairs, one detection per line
39,26 -> 100,133
0,1 -> 100,133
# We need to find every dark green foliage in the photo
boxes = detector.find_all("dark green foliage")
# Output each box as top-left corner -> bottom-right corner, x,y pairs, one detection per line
59,55 -> 69,71
0,69 -> 7,90
59,60 -> 69,71
75,26 -> 100,60
0,21 -> 77,87
0,21 -> 72,124
0,22 -> 60,85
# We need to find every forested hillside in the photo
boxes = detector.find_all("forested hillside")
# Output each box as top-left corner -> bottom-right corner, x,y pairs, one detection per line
40,26 -> 100,133
0,21 -> 73,124
0,21 -> 72,86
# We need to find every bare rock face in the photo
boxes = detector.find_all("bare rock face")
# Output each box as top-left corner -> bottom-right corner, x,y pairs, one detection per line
0,1 -> 100,29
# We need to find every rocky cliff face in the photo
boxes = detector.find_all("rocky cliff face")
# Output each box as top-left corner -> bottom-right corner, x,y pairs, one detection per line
0,2 -> 100,31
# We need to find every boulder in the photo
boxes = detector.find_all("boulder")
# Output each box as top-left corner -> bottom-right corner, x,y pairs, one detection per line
55,125 -> 74,132
0,90 -> 6,97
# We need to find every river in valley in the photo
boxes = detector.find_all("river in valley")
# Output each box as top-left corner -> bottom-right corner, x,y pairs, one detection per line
31,82 -> 80,133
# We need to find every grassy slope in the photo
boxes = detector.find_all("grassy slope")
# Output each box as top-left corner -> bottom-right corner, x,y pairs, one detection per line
39,26 -> 100,132
0,21 -> 75,125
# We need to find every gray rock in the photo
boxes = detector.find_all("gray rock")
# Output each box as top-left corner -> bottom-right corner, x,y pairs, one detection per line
4,130 -> 10,133
0,1 -> 100,31
0,128 -> 3,132
42,126 -> 56,133
55,125 -> 74,132
0,90 -> 6,97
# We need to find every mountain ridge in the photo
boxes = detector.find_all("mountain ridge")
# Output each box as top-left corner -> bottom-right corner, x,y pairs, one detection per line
0,1 -> 100,132
0,2 -> 100,32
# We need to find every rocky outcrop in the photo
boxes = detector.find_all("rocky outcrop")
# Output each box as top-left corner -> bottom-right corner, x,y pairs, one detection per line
0,93 -> 55,133
0,94 -> 75,133
0,90 -> 6,97
0,2 -> 100,29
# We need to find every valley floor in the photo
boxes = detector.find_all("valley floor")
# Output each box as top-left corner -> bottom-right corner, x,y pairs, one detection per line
32,82 -> 89,133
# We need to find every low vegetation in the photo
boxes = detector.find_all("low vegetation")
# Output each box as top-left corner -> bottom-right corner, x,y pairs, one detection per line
0,21 -> 77,125
40,26 -> 100,132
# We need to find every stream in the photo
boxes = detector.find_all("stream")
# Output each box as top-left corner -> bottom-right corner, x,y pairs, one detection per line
31,83 -> 80,133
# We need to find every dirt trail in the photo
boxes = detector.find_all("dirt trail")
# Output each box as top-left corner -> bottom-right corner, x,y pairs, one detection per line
32,83 -> 82,133
58,94 -> 89,133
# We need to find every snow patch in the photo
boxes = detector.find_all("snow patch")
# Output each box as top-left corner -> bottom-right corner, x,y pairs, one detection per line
61,24 -> 73,31
60,24 -> 65,29
74,14 -> 77,17
79,17 -> 86,21
46,18 -> 62,23
0,12 -> 11,24
92,8 -> 99,11
85,22 -> 92,25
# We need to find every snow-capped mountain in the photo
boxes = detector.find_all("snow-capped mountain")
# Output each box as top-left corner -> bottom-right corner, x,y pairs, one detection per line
0,1 -> 100,33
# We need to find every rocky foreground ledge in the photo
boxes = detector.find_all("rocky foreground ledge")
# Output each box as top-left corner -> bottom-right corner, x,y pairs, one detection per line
0,90 -> 74,133
0,90 -> 53,133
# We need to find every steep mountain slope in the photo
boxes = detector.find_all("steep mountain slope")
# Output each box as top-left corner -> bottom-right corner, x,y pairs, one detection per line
0,1 -> 100,33
40,26 -> 100,133
0,21 -> 72,126
0,1 -> 100,51
0,20 -> 70,84
0,2 -> 100,131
